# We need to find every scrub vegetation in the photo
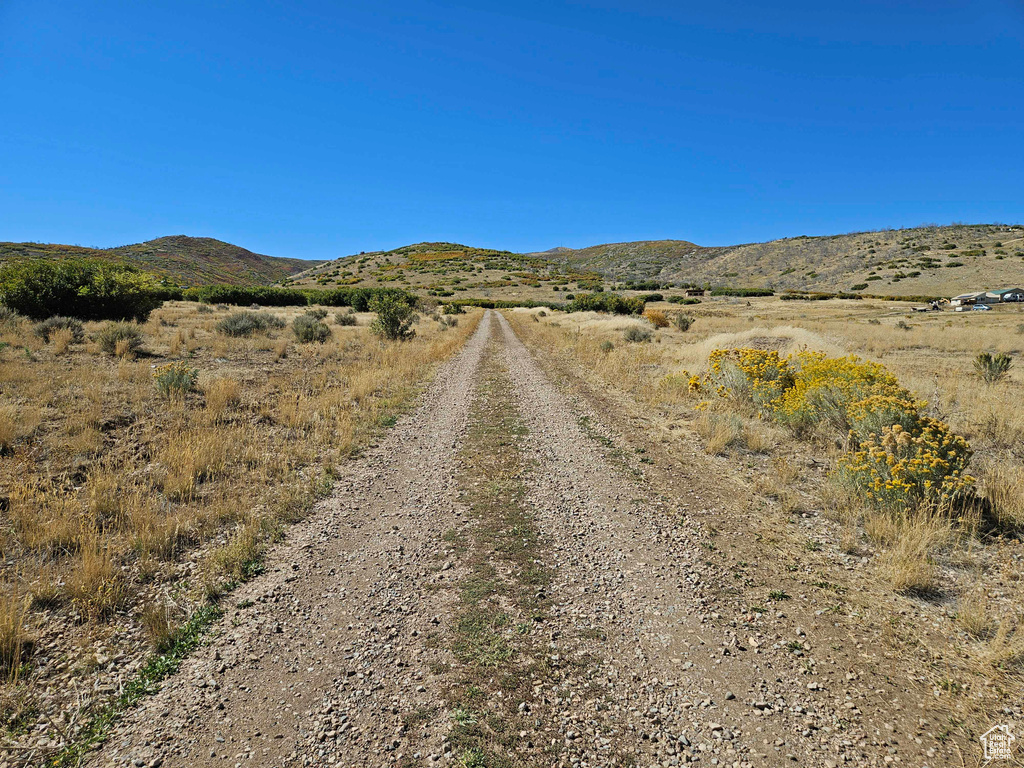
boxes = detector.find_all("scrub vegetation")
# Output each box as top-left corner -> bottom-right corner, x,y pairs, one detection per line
0,299 -> 480,754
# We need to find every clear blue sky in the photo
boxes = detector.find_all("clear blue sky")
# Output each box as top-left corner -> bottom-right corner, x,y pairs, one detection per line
1,1 -> 1021,259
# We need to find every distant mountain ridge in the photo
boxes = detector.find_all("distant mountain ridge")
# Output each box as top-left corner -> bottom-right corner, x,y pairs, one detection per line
0,235 -> 322,287
288,224 -> 1024,300
538,225 -> 1024,296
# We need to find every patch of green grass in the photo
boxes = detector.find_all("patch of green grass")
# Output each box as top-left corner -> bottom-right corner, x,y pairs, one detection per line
45,605 -> 222,767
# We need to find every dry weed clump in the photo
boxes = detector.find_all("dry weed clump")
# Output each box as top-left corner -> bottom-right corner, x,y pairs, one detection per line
65,541 -> 128,622
642,309 -> 670,328
204,377 -> 241,419
871,511 -> 951,596
980,462 -> 1024,532
0,591 -> 33,678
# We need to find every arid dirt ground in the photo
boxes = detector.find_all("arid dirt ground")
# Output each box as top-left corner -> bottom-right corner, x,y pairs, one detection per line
60,309 -> 1013,768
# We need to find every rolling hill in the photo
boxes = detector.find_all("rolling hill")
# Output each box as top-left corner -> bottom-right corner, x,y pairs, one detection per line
539,224 -> 1024,297
287,224 -> 1024,301
0,235 -> 321,287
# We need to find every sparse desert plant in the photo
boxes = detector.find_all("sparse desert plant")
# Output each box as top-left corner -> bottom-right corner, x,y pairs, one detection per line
154,361 -> 199,399
216,311 -> 286,337
642,309 -> 670,328
0,407 -> 19,455
0,591 -> 33,678
697,411 -> 743,455
335,309 -> 357,326
443,303 -> 465,315
141,600 -> 184,652
874,512 -> 949,596
196,304 -> 213,314
34,316 -> 84,344
974,352 -> 1012,384
293,314 -> 331,343
370,294 -> 416,341
673,314 -> 694,332
205,377 -> 240,419
622,325 -> 652,343
982,461 -> 1024,533
955,592 -> 994,639
305,307 -> 328,320
66,541 -> 128,622
50,327 -> 74,354
600,340 -> 614,353
0,305 -> 22,327
895,320 -> 911,331
96,321 -> 144,356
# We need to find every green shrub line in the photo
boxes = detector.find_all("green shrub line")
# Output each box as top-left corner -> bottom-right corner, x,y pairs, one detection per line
567,292 -> 646,315
441,297 -> 565,311
781,290 -> 945,302
0,259 -> 166,321
710,286 -> 774,297
184,285 -> 416,310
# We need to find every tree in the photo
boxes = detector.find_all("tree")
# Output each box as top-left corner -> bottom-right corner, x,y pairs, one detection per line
369,294 -> 415,340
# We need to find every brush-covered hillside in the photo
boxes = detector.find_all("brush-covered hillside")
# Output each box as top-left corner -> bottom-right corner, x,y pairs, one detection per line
286,241 -> 605,300
0,235 -> 321,287
538,223 -> 1024,297
291,224 -> 1024,301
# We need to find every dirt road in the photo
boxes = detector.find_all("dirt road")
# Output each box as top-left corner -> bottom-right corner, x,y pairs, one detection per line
89,311 -> 950,768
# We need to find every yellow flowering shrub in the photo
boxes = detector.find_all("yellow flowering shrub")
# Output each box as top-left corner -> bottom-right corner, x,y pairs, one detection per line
835,421 -> 974,513
707,348 -> 794,413
703,346 -> 976,515
775,352 -> 911,436
846,394 -> 925,442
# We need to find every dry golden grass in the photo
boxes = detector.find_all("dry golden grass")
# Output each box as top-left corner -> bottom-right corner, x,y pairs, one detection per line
874,514 -> 950,595
51,327 -> 74,354
65,540 -> 128,622
0,300 -> 482,727
981,461 -> 1024,532
0,590 -> 32,679
0,406 -> 17,454
955,590 -> 994,640
204,377 -> 240,420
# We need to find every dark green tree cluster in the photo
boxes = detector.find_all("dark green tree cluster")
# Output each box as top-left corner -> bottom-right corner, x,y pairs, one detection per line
566,292 -> 647,315
0,259 -> 165,320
